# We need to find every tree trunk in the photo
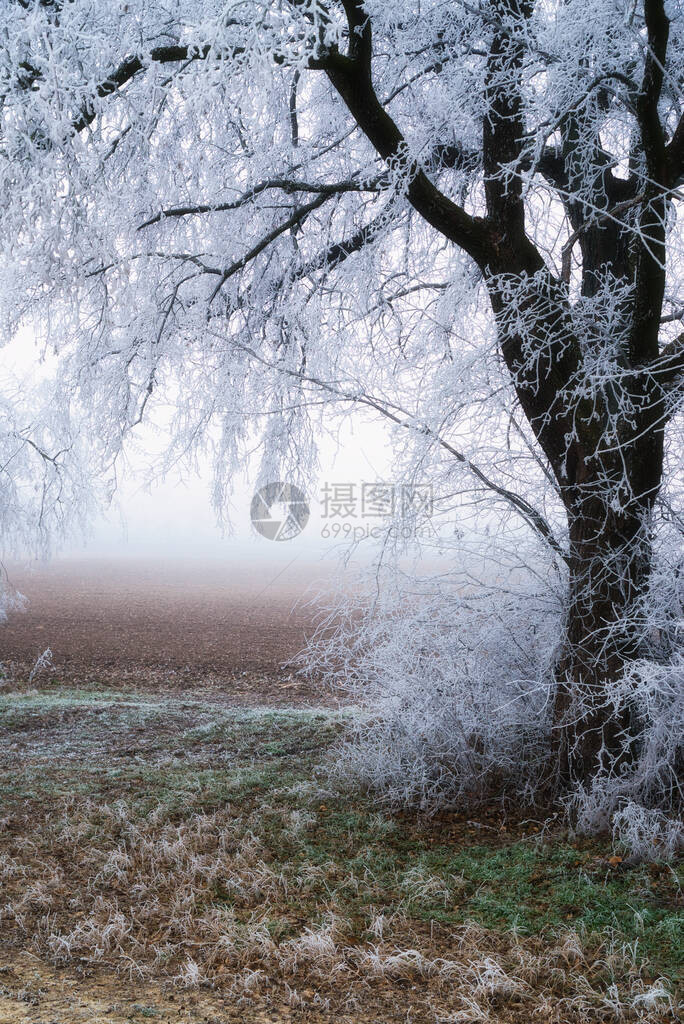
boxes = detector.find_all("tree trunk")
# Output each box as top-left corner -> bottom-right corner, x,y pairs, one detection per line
552,496 -> 655,787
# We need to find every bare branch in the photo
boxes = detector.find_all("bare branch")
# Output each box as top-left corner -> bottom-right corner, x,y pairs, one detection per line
138,177 -> 382,231
222,333 -> 568,563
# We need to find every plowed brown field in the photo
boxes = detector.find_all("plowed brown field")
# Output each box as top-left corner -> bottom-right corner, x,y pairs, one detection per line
1,557 -> 329,701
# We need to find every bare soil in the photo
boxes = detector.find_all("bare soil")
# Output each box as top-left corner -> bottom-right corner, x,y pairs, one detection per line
0,557 -> 331,702
0,954 -> 279,1024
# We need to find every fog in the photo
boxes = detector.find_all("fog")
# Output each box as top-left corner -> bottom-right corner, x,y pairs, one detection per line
62,415 -> 394,567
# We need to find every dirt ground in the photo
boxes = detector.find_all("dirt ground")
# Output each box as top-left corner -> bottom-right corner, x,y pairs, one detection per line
0,954 -> 280,1024
0,557 -> 331,702
0,558 -> 680,1023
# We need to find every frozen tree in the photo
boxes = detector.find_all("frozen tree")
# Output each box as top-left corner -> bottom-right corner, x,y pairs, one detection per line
0,373 -> 99,618
0,1 -> 682,794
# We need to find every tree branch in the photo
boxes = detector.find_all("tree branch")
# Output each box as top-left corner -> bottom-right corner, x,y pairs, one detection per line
637,0 -> 670,181
287,204 -> 396,283
654,332 -> 684,390
207,192 -> 332,304
628,0 -> 670,366
665,112 -> 684,186
72,44 -> 218,133
222,334 -> 568,563
560,194 -> 645,284
482,0 -> 542,273
315,1 -> 494,268
138,177 -> 381,231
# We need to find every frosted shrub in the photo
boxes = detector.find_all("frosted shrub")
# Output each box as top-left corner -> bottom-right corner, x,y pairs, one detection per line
571,655 -> 684,843
309,558 -> 683,841
309,569 -> 561,811
612,804 -> 683,863
28,647 -> 53,685
174,957 -> 206,989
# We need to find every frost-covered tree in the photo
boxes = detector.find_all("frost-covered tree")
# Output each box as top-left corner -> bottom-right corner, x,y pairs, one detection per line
0,373 -> 99,619
0,0 -> 682,791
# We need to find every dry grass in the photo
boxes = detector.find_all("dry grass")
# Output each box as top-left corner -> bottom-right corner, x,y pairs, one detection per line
0,686 -> 681,1022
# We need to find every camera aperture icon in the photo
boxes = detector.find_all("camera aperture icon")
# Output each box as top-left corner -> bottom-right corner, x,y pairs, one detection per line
250,481 -> 310,541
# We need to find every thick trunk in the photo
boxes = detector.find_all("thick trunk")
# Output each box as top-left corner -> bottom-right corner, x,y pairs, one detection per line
549,354 -> 667,789
552,499 -> 654,787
